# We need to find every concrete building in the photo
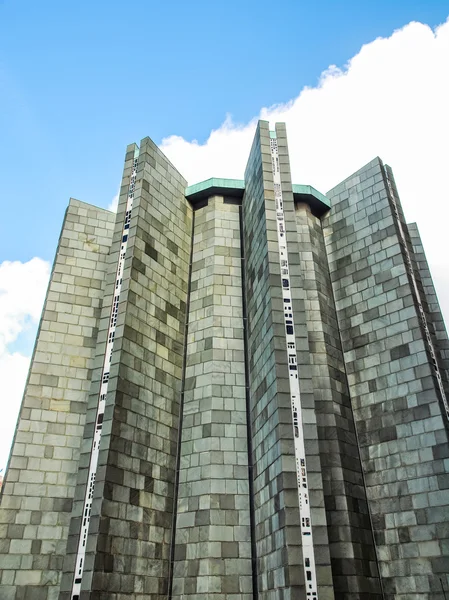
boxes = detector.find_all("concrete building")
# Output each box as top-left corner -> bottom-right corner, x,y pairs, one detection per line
1,121 -> 448,600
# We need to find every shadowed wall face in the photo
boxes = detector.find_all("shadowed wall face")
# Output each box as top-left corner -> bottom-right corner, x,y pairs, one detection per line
243,122 -> 335,600
325,159 -> 449,599
294,203 -> 382,599
59,139 -> 192,600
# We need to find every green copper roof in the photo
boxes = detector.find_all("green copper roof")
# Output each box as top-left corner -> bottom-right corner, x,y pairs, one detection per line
185,178 -> 330,215
185,178 -> 245,199
292,184 -> 331,210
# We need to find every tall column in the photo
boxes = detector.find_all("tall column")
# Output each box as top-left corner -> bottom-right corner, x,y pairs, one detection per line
294,202 -> 382,599
172,195 -> 253,599
60,138 -> 192,600
243,121 -> 334,600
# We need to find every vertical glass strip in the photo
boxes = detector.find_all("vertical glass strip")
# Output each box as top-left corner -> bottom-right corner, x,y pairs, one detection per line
269,135 -> 319,599
70,150 -> 139,600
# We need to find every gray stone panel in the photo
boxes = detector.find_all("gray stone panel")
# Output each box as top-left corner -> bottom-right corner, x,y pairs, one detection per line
172,196 -> 253,599
243,121 -> 333,600
244,121 -> 290,599
407,222 -> 449,396
325,158 -> 449,600
60,140 -> 192,600
3,123 -> 449,600
294,202 -> 382,599
0,200 -> 115,600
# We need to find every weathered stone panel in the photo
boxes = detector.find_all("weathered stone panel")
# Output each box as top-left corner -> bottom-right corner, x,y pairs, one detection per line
294,202 -> 382,600
243,121 -> 334,600
172,196 -> 252,599
0,199 -> 115,600
60,140 -> 192,600
325,158 -> 449,600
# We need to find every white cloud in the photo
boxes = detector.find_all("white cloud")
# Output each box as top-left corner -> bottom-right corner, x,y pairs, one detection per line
161,18 -> 449,324
0,258 -> 50,353
0,258 -> 50,470
107,189 -> 120,212
0,352 -> 31,473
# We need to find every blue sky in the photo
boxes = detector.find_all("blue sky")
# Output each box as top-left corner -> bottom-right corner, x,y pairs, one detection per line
1,0 -> 448,265
1,1 -> 449,469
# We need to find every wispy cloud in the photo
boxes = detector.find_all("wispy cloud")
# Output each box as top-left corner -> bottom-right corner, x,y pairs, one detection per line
107,188 -> 120,212
0,258 -> 50,469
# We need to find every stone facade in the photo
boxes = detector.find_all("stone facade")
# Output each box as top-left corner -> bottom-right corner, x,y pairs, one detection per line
295,203 -> 381,599
243,122 -> 335,600
0,199 -> 115,600
172,196 -> 252,599
59,139 -> 192,600
324,158 -> 449,600
1,123 -> 448,600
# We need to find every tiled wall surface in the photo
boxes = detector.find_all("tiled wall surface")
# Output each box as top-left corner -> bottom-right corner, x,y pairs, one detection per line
243,122 -> 334,600
325,158 -> 449,600
407,222 -> 449,397
59,143 -> 139,600
243,121 -> 290,599
0,199 -> 115,600
172,196 -> 253,599
275,124 -> 335,600
295,203 -> 382,600
60,139 -> 192,600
